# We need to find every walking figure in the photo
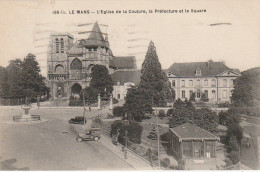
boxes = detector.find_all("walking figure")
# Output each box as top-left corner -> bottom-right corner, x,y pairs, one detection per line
124,147 -> 127,159
246,138 -> 250,148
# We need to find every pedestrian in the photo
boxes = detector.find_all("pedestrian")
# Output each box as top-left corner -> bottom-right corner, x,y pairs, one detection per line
124,148 -> 127,159
89,104 -> 91,111
246,138 -> 250,148
37,97 -> 40,109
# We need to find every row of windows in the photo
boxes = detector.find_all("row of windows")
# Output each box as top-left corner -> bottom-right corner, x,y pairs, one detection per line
55,38 -> 64,53
172,79 -> 234,87
181,90 -> 228,99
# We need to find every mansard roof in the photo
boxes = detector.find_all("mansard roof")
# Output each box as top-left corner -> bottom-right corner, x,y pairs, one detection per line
170,123 -> 220,141
167,60 -> 231,77
111,70 -> 141,85
79,22 -> 109,48
109,56 -> 136,69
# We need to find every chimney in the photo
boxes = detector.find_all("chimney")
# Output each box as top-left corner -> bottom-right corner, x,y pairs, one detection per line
207,59 -> 213,69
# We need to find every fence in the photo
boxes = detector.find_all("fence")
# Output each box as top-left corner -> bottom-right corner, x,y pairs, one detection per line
92,120 -> 159,167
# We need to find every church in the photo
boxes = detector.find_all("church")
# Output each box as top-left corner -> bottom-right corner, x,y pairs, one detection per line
47,22 -> 137,100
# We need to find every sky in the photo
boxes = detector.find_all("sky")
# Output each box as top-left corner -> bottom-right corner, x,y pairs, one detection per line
0,0 -> 259,77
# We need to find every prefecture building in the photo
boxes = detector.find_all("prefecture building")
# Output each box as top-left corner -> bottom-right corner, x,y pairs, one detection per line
166,60 -> 241,103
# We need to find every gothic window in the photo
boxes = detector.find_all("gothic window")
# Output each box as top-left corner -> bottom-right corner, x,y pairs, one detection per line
60,38 -> 64,53
55,38 -> 59,53
55,65 -> 64,74
70,58 -> 82,70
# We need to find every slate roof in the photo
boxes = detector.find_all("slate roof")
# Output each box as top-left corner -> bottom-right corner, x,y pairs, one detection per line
167,61 -> 230,77
79,22 -> 109,48
111,70 -> 141,85
109,56 -> 136,69
68,42 -> 83,55
169,123 -> 220,141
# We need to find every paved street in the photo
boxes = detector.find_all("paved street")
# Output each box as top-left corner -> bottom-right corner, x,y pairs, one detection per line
240,115 -> 260,170
0,107 -> 133,170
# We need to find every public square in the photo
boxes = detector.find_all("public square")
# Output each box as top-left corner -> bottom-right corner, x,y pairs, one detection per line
0,106 -> 133,170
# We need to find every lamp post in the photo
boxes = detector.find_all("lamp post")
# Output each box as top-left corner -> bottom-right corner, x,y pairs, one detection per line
155,105 -> 160,169
83,90 -> 86,125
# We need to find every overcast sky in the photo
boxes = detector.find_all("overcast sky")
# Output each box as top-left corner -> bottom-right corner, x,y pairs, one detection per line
0,0 -> 259,76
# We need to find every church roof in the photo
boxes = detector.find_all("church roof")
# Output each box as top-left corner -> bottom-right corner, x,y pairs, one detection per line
111,70 -> 141,85
167,60 -> 230,77
68,42 -> 83,55
169,123 -> 220,141
109,56 -> 136,69
79,22 -> 109,48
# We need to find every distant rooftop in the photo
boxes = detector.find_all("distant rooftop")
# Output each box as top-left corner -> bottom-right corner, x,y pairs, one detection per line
167,60 -> 233,77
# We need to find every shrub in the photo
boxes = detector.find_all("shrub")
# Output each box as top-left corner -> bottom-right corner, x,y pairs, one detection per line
113,98 -> 119,104
228,151 -> 240,164
177,159 -> 185,170
69,99 -> 82,106
158,110 -> 166,119
113,106 -> 125,117
110,120 -> 143,144
94,117 -> 102,124
218,102 -> 232,108
160,132 -> 171,143
189,92 -> 196,102
200,93 -> 209,102
166,108 -> 173,116
219,111 -> 228,125
106,113 -> 114,119
110,120 -> 123,137
160,157 -> 170,168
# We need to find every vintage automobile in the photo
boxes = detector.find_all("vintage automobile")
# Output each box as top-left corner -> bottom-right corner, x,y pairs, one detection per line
69,116 -> 86,124
76,128 -> 101,142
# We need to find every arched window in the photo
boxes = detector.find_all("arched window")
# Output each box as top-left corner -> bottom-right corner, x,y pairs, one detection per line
70,58 -> 82,70
196,79 -> 201,86
55,65 -> 64,74
204,79 -> 208,86
60,38 -> 64,53
55,38 -> 59,53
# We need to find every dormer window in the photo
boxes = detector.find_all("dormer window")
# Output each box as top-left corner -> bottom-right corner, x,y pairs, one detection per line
195,68 -> 201,76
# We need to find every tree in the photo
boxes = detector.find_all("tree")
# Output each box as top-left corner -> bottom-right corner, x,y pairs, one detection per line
231,67 -> 260,107
226,122 -> 243,144
89,64 -> 113,97
6,59 -> 24,99
113,106 -> 125,117
123,86 -> 153,121
168,99 -> 218,133
20,54 -> 47,101
0,66 -> 9,99
110,120 -> 143,144
139,41 -> 172,106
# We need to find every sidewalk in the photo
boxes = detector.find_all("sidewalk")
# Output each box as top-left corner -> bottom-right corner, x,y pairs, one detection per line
99,135 -> 154,170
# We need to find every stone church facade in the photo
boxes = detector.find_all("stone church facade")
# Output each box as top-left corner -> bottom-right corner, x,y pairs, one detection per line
47,22 -> 136,100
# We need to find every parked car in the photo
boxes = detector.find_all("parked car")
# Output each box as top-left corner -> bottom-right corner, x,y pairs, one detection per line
76,128 -> 101,142
69,116 -> 86,124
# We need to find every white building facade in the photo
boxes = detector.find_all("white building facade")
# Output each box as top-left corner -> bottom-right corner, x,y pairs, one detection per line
167,60 -> 240,103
